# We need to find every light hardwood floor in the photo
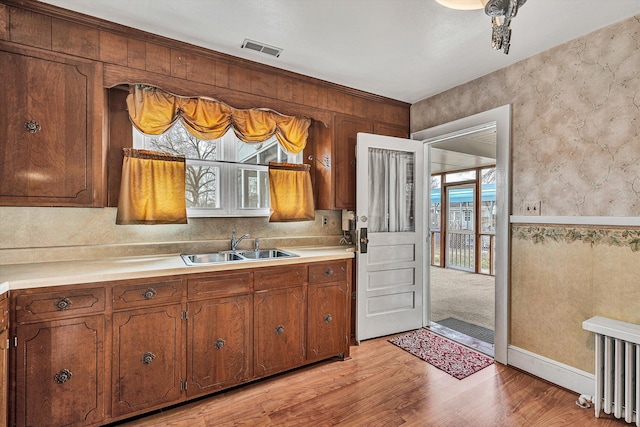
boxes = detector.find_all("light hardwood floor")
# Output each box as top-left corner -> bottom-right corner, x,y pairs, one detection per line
113,335 -> 626,427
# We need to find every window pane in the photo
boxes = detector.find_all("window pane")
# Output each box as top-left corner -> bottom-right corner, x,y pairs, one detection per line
236,137 -> 282,165
141,122 -> 219,161
186,163 -> 220,208
368,148 -> 415,233
236,167 -> 269,209
444,170 -> 476,183
481,167 -> 496,234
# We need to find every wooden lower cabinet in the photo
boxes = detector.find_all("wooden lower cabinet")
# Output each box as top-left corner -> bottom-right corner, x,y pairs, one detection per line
186,295 -> 252,397
8,258 -> 352,425
112,304 -> 183,418
307,281 -> 349,361
0,293 -> 8,427
254,286 -> 306,377
14,315 -> 105,427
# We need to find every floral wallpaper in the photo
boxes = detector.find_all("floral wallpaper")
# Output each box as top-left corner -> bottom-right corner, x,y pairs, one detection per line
412,15 -> 640,217
411,15 -> 640,375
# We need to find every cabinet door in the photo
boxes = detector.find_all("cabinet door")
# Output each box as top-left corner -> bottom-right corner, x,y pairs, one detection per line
187,295 -> 252,397
334,115 -> 372,210
307,281 -> 349,361
112,305 -> 182,417
254,287 -> 306,377
0,293 -> 8,427
15,316 -> 105,427
0,47 -> 100,206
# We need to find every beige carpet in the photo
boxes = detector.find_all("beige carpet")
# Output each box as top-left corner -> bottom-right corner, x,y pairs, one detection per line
430,266 -> 494,331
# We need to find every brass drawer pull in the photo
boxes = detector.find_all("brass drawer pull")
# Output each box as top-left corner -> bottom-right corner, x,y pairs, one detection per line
214,338 -> 225,350
54,297 -> 72,311
24,119 -> 41,133
142,287 -> 157,300
54,369 -> 73,384
324,314 -> 333,323
275,325 -> 285,335
141,352 -> 156,364
325,268 -> 333,276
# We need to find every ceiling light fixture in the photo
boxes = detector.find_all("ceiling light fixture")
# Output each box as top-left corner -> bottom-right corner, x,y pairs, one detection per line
435,0 -> 527,54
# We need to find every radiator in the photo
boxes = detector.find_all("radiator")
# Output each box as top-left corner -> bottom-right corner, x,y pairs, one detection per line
583,316 -> 640,426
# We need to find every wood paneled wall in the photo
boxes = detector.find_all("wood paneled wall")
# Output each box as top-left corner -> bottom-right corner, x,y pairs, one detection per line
0,0 -> 409,129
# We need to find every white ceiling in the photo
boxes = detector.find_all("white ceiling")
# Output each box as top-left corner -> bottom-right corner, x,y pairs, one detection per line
40,0 -> 640,103
430,126 -> 496,174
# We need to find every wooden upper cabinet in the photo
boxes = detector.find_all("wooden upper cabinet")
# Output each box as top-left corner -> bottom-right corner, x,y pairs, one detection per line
0,43 -> 103,207
315,114 -> 409,211
316,115 -> 372,210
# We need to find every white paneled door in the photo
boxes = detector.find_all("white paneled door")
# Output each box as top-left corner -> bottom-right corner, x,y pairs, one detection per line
356,133 -> 425,341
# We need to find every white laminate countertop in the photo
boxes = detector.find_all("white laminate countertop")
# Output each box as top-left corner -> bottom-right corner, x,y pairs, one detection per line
0,246 -> 356,291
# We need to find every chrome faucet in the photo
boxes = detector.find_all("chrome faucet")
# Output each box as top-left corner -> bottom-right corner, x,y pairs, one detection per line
231,230 -> 250,251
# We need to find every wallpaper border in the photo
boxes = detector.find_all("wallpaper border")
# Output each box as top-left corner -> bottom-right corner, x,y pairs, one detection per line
511,225 -> 640,252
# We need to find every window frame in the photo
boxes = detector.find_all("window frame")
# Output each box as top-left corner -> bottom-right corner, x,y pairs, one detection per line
132,122 -> 301,217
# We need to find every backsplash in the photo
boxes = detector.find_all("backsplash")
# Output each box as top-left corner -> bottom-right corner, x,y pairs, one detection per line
0,207 -> 345,265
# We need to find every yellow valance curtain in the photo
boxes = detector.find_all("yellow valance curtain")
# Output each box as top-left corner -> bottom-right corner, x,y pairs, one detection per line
268,162 -> 315,222
126,84 -> 311,154
116,149 -> 187,225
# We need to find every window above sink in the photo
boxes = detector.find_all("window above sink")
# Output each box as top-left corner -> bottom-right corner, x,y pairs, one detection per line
133,122 -> 302,218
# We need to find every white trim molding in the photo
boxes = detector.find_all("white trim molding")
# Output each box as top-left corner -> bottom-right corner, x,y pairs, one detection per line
507,345 -> 594,396
510,216 -> 640,227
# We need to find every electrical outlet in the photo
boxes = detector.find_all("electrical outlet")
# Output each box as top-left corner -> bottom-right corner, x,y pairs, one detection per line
523,200 -> 541,216
322,215 -> 328,226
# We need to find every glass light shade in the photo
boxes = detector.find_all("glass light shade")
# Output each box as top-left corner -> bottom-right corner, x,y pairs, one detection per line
434,0 -> 488,10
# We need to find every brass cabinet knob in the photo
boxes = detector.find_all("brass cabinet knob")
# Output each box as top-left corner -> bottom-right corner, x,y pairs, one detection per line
141,352 -> 156,364
54,297 -> 72,311
142,287 -> 157,300
54,369 -> 73,384
24,119 -> 41,133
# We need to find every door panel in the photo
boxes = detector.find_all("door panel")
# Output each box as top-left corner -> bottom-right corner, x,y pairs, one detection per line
356,133 -> 424,341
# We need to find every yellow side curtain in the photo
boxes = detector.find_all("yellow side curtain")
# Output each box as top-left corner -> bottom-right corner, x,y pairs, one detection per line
126,84 -> 311,154
268,162 -> 315,222
116,148 -> 187,225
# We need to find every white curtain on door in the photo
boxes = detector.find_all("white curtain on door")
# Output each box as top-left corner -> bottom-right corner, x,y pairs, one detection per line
368,148 -> 415,233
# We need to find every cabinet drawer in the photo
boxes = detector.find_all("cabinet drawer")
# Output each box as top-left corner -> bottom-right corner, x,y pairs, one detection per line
309,261 -> 348,284
187,271 -> 252,300
14,287 -> 106,323
254,265 -> 306,291
113,278 -> 183,310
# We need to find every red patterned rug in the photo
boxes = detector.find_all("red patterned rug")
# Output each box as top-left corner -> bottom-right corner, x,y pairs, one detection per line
389,328 -> 494,379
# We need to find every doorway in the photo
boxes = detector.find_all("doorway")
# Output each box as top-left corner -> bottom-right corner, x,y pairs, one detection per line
412,105 -> 511,365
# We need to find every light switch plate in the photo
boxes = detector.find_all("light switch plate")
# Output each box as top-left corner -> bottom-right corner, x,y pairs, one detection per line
523,200 -> 541,216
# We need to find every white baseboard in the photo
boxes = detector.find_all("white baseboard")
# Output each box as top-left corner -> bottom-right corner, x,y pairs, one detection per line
507,345 -> 594,396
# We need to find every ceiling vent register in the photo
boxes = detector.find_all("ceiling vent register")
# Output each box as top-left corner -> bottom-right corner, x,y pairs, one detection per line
241,39 -> 283,57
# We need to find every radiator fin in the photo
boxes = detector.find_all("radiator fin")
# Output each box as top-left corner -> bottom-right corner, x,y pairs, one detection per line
584,316 -> 640,427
